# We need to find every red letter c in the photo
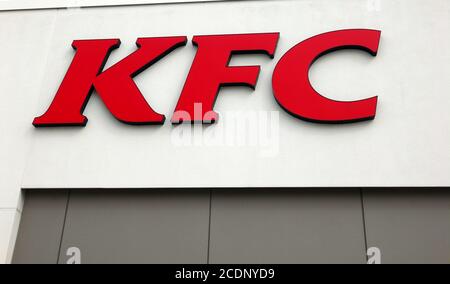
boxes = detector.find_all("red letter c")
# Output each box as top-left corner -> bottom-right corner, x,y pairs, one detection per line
272,29 -> 381,123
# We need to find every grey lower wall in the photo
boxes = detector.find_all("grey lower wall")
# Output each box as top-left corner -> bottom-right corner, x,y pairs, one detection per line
12,189 -> 450,264
12,189 -> 69,264
363,189 -> 450,264
209,190 -> 366,264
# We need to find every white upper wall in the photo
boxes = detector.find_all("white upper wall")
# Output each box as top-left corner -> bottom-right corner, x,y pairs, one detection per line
0,0 -> 228,10
1,0 -> 450,194
17,0 -> 450,188
0,9 -> 57,208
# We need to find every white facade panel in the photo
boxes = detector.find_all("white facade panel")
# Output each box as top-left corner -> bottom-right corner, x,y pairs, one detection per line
0,209 -> 20,263
0,0 -> 228,11
0,10 -> 56,207
15,0 -> 450,188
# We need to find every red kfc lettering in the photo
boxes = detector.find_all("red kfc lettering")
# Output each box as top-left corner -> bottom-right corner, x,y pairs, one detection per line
33,36 -> 187,126
272,29 -> 381,123
33,30 -> 382,127
172,33 -> 279,124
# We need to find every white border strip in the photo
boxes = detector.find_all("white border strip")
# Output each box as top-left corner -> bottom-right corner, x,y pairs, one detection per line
0,0 -> 251,11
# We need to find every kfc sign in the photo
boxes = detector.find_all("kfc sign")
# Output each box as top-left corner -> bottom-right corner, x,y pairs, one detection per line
33,29 -> 381,127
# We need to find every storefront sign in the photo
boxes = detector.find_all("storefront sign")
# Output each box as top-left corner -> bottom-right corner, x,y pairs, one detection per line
33,29 -> 381,127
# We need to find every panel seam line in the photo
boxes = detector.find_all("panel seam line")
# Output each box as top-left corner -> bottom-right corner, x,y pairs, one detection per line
360,188 -> 368,263
56,189 -> 71,264
206,190 -> 213,264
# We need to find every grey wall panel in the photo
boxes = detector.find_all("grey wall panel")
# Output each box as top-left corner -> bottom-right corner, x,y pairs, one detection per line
15,189 -> 450,264
12,190 -> 69,264
57,189 -> 210,264
209,189 -> 366,264
363,189 -> 450,264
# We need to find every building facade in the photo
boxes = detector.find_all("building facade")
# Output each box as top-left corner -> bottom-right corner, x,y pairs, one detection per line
0,0 -> 450,264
